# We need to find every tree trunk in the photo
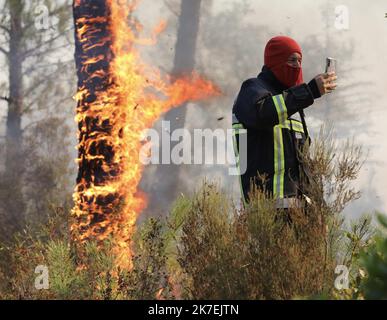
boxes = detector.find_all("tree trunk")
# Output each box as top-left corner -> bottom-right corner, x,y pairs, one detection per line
3,0 -> 25,236
72,0 -> 121,243
148,0 -> 202,215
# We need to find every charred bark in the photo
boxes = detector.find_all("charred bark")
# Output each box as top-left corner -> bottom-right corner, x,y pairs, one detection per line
72,0 -> 121,240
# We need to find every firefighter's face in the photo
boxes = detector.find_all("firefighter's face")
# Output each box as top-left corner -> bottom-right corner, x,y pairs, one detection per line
287,52 -> 302,68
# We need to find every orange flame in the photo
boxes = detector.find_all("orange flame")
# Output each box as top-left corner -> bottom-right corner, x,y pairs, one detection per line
72,0 -> 220,269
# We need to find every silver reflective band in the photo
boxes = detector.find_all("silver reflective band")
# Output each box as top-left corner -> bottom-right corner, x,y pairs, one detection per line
275,197 -> 303,209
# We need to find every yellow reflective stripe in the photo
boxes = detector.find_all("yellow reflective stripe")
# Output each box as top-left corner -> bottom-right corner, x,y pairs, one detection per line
232,130 -> 247,206
273,125 -> 285,198
277,122 -> 290,130
279,94 -> 287,121
272,94 -> 288,124
291,124 -> 304,133
232,123 -> 245,130
277,120 -> 304,132
233,123 -> 246,137
274,120 -> 304,133
288,120 -> 304,133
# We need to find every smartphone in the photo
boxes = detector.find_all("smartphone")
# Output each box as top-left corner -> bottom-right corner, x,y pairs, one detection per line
325,57 -> 337,73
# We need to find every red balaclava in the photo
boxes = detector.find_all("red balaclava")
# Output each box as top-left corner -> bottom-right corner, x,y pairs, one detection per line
264,36 -> 304,88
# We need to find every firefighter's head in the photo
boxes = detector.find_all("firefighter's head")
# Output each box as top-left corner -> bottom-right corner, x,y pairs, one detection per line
264,36 -> 304,88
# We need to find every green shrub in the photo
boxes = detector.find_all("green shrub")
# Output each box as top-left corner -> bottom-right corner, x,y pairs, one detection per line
118,218 -> 173,300
169,182 -> 333,299
359,214 -> 387,299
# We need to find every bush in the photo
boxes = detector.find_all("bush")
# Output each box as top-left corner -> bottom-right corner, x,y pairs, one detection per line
359,214 -> 387,299
168,182 -> 333,299
118,218 -> 173,300
0,208 -> 172,300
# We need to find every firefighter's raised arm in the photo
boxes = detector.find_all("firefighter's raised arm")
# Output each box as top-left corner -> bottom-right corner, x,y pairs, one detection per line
233,79 -> 317,130
233,72 -> 337,130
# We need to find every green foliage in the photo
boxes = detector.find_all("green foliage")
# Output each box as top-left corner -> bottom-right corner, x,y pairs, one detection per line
0,186 -> 384,300
45,240 -> 82,299
169,182 -> 333,299
118,218 -> 173,300
0,229 -> 47,299
0,206 -> 172,300
359,214 -> 387,299
331,214 -> 375,300
171,183 -> 238,299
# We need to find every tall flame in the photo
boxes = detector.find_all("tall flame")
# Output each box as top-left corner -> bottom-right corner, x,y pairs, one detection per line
72,0 -> 220,269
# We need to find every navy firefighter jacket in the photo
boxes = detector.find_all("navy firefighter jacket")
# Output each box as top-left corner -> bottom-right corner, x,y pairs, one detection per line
232,65 -> 321,203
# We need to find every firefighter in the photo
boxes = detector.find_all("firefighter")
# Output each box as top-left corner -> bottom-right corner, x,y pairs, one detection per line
232,36 -> 337,210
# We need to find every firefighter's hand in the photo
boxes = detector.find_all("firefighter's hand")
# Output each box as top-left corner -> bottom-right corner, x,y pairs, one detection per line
314,72 -> 338,95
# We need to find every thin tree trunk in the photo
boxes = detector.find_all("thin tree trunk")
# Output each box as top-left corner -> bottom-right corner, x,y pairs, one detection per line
3,0 -> 25,235
149,0 -> 202,215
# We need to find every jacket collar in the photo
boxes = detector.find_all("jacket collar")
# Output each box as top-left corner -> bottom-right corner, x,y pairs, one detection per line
257,65 -> 287,94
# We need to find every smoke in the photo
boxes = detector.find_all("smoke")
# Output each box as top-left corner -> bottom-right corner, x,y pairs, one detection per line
1,0 -> 386,224
139,0 -> 387,217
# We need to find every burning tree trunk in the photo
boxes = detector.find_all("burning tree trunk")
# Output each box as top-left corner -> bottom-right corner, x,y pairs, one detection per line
72,1 -> 115,230
72,0 -> 127,263
72,0 -> 219,269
